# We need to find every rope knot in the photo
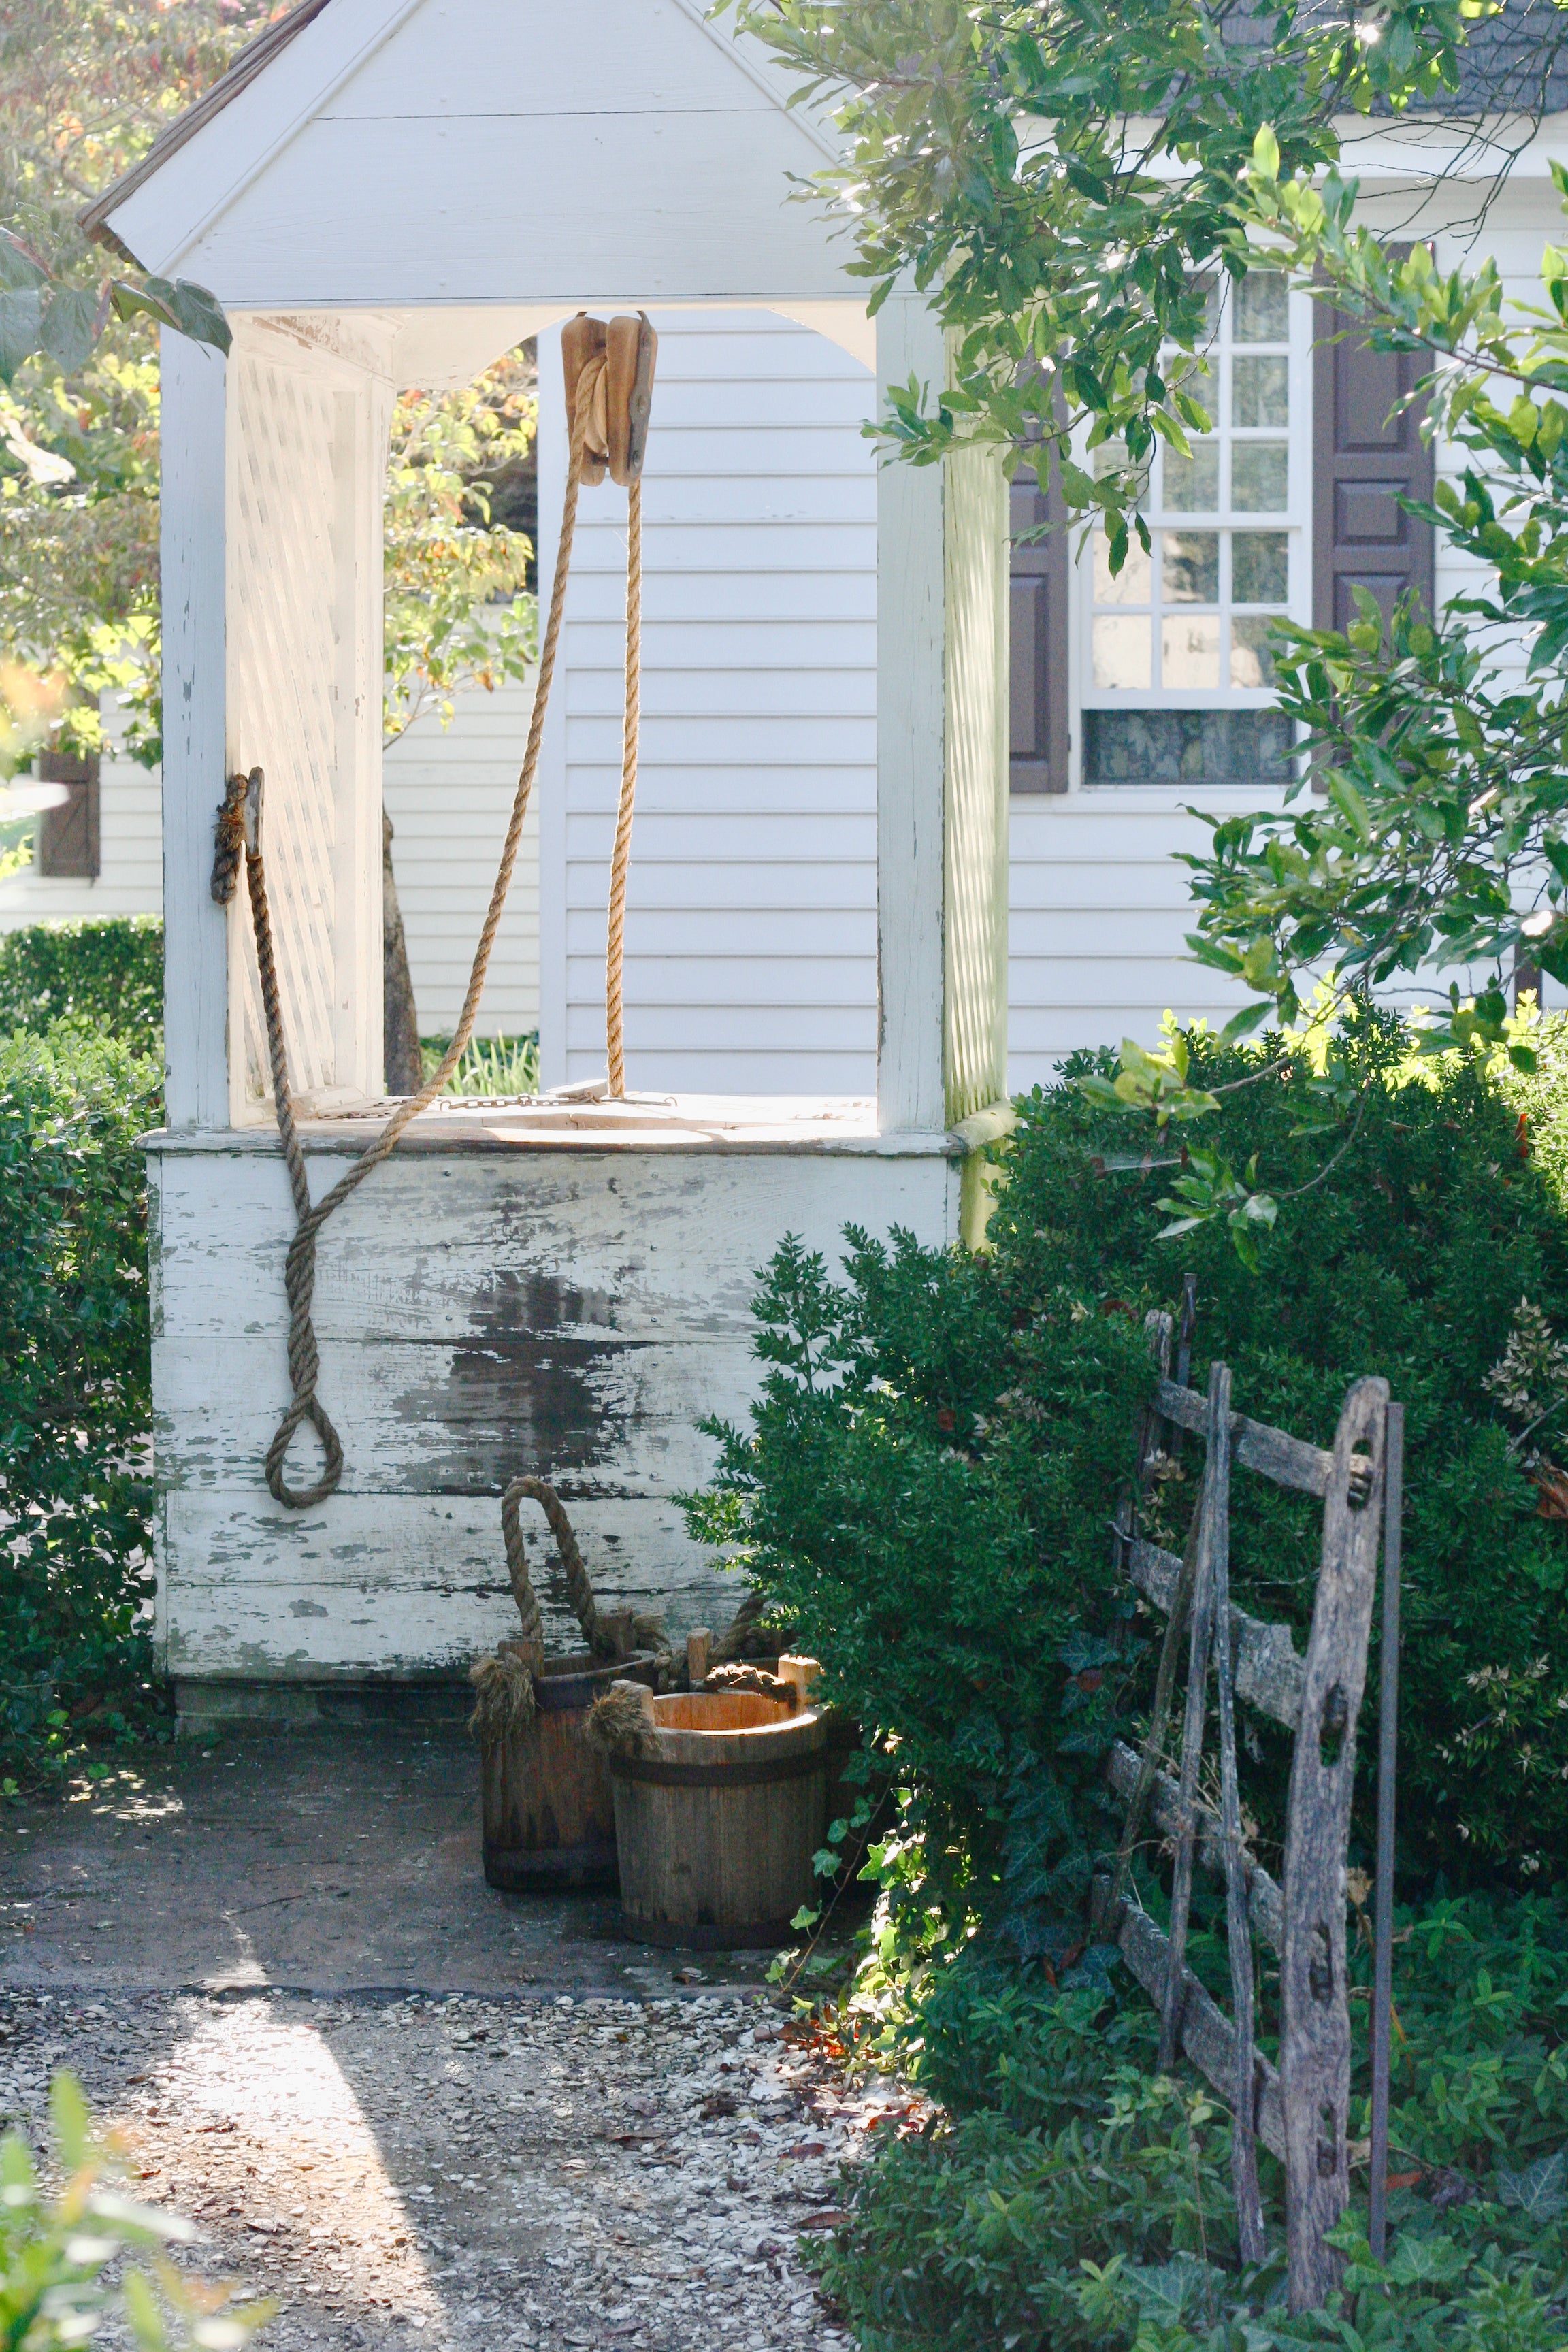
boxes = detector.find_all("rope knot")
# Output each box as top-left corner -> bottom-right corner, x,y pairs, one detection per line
210,772 -> 250,906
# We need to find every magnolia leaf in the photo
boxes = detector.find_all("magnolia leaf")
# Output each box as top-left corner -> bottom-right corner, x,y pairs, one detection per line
1222,998 -> 1275,1041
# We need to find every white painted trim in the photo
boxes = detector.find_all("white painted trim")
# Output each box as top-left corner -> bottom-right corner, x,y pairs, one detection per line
160,330 -> 231,1130
876,290 -> 947,1132
666,0 -> 843,164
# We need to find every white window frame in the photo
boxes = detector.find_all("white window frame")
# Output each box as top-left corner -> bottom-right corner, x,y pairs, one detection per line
1068,278 -> 1315,790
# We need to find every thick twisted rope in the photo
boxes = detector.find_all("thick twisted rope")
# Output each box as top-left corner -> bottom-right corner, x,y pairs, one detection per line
215,368 -> 606,1507
606,472 -> 640,1098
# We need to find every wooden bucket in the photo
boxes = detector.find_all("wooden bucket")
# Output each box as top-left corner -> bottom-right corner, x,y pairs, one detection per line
609,1686 -> 830,1948
481,1651 -> 643,1892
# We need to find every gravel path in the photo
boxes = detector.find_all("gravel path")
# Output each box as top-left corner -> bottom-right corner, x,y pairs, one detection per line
0,1980 -> 883,2350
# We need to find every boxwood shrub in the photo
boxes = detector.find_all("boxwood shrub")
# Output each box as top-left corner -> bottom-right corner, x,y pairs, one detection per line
0,1022 -> 163,1782
689,1012 -> 1568,1892
0,915 -> 163,1053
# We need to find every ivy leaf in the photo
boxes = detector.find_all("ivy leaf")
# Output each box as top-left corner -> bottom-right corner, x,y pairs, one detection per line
1494,2151 -> 1568,2220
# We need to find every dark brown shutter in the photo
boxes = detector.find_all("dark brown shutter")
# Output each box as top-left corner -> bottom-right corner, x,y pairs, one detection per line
37,749 -> 100,879
1313,277 -> 1435,633
1009,449 -> 1071,794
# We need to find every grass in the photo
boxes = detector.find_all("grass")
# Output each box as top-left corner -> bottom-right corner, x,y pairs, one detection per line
419,1030 -> 540,1096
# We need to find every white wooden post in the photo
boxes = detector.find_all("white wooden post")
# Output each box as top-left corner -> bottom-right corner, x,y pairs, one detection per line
333,374 -> 390,1098
160,329 -> 230,1130
875,292 -> 1011,1137
224,325 -> 387,1122
876,291 -> 947,1134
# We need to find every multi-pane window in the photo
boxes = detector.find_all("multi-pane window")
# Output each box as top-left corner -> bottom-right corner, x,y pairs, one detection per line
1079,273 -> 1311,789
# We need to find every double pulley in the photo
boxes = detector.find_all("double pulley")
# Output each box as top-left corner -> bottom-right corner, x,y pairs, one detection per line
563,310 -> 657,486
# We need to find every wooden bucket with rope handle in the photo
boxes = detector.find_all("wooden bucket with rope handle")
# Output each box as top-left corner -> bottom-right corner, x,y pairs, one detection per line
593,1659 -> 832,1948
472,1475 -> 664,1891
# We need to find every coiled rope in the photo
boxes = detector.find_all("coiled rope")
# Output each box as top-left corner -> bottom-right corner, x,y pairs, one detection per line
214,341 -> 644,1507
470,1475 -> 666,1737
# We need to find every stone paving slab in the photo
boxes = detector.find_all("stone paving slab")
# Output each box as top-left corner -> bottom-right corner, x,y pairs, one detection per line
0,1727 -> 773,1997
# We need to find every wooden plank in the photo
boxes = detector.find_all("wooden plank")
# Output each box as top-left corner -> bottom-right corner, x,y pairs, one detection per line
1129,1539 -> 1307,1729
151,1330 -> 764,1496
1281,1377 -> 1388,2312
1160,1362 -> 1226,2071
1207,1365 -> 1267,2261
164,111 -> 859,308
1156,1378 -> 1333,1497
150,1145 -> 952,1345
1107,1742 -> 1283,1952
1115,1902 -> 1285,2162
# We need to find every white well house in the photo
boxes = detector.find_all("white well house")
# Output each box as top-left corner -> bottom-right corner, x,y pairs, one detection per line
87,0 -> 1013,1722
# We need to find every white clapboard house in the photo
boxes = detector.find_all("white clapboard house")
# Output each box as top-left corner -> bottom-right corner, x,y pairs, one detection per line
63,0 -> 1568,1725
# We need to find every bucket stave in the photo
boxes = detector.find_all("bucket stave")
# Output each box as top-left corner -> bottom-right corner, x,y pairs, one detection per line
608,1684 -> 829,1947
481,1650 -> 650,1891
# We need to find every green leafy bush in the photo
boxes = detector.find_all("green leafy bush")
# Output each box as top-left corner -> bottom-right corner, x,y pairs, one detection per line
823,1892 -> 1568,2351
689,1013 -> 1568,1890
684,1230 -> 1157,1928
0,1022 -> 162,1783
2,2072 -> 267,2348
0,917 -> 163,1053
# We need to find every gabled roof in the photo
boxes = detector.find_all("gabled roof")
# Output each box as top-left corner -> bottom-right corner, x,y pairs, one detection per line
81,0 -> 333,256
80,0 -> 857,315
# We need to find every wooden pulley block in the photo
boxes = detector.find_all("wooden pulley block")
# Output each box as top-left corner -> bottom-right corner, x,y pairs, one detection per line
562,311 -> 657,488
561,312 -> 608,485
605,311 -> 657,486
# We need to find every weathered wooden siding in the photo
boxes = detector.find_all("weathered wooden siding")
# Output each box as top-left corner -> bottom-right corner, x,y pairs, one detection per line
150,1136 -> 957,1684
539,311 -> 879,1096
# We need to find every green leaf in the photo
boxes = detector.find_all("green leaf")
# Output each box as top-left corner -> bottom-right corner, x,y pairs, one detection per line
152,276 -> 233,357
1250,124 -> 1281,182
0,287 -> 42,383
50,2070 -> 91,2172
0,229 -> 46,292
40,286 -> 101,374
1494,2150 -> 1568,2220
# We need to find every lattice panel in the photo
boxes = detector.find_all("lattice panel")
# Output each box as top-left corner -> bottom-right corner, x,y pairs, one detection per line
943,436 -> 1010,1124
229,351 -> 344,1110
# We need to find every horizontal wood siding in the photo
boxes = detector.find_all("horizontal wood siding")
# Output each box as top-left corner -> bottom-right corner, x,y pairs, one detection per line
550,312 -> 879,1094
382,677 -> 540,1036
0,723 -> 161,930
